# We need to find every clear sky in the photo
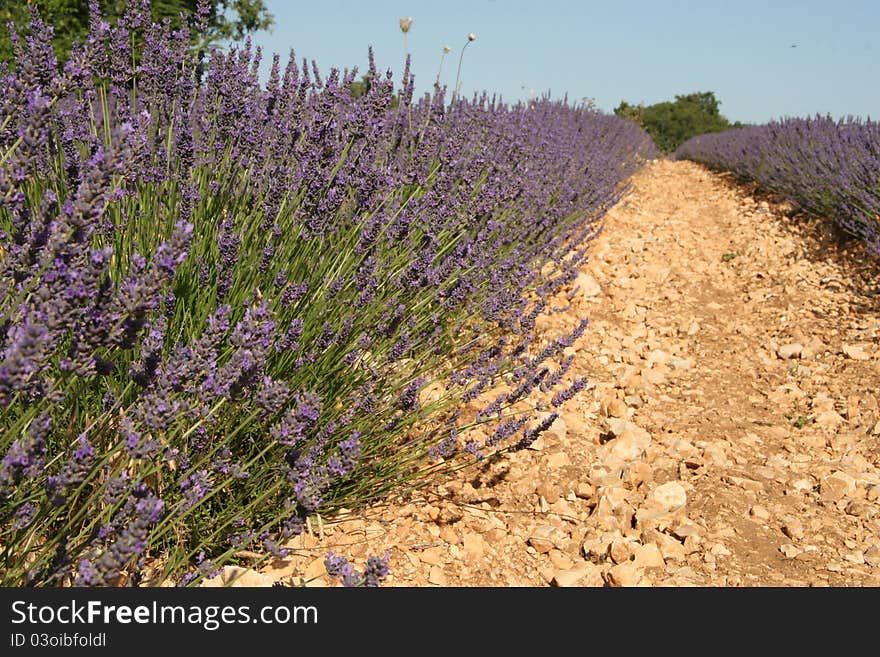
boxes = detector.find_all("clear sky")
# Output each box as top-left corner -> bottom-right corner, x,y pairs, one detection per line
240,0 -> 878,124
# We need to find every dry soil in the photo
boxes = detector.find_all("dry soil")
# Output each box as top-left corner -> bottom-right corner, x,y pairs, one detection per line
213,159 -> 880,588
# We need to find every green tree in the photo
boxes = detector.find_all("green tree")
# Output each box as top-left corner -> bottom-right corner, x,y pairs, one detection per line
613,100 -> 645,126
615,91 -> 736,154
674,91 -> 721,118
0,0 -> 273,64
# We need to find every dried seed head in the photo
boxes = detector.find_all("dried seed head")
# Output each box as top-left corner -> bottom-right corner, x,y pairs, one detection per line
399,17 -> 413,33
468,32 -> 476,41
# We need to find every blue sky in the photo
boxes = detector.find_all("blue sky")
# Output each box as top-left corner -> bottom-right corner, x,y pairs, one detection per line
240,0 -> 878,124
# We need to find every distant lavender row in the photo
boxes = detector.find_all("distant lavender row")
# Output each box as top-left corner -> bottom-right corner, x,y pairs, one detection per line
0,2 -> 655,586
674,116 -> 880,254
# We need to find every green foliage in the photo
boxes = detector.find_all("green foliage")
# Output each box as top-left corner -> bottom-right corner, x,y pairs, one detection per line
615,91 -> 739,154
614,100 -> 644,125
349,74 -> 399,107
0,0 -> 274,64
348,75 -> 369,99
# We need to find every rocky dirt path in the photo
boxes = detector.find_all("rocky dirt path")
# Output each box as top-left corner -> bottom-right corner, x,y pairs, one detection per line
232,159 -> 880,587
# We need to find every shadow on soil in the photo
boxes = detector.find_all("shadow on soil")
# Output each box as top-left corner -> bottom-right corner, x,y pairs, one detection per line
714,171 -> 880,317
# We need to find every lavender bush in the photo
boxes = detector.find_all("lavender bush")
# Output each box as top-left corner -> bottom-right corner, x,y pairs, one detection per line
674,116 -> 880,254
0,1 -> 656,586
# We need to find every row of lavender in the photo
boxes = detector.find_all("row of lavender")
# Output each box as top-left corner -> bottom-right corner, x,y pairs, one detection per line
674,116 -> 880,254
0,4 -> 656,586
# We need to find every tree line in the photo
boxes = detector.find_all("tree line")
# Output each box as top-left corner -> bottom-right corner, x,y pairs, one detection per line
615,91 -> 742,154
0,0 -> 273,63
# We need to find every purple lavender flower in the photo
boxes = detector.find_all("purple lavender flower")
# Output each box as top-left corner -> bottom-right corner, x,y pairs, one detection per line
178,470 -> 211,513
270,391 -> 322,447
47,435 -> 97,506
0,0 -> 660,587
11,502 -> 37,531
551,376 -> 589,407
324,551 -> 389,587
323,551 -> 360,587
362,552 -> 390,587
326,431 -> 361,478
102,471 -> 131,508
675,116 -> 880,253
75,490 -> 165,586
464,440 -> 483,460
0,320 -> 52,406
514,412 -> 560,452
428,429 -> 458,461
0,412 -> 51,496
262,535 -> 290,559
486,416 -> 529,447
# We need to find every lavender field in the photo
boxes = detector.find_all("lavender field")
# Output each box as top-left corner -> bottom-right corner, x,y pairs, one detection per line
0,5 -> 656,586
674,117 -> 880,255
